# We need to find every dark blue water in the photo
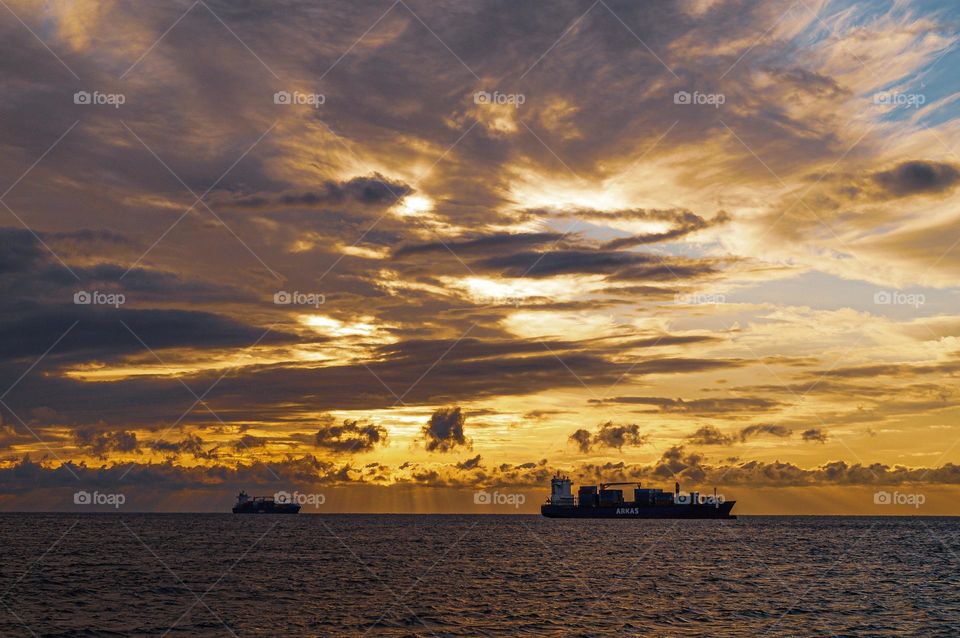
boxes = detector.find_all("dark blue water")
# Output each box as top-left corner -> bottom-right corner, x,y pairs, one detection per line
1,514 -> 958,637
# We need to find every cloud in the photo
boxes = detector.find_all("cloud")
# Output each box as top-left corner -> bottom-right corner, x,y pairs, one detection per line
314,419 -> 388,453
523,409 -> 567,420
871,161 -> 960,198
393,232 -> 565,259
421,407 -> 470,453
738,424 -> 793,442
652,445 -> 706,481
569,421 -> 649,453
582,208 -> 728,249
687,425 -> 735,446
148,434 -> 214,459
74,428 -> 140,460
217,173 -> 413,209
569,429 -> 592,453
801,428 -> 829,443
596,396 -> 781,416
6,452 -> 960,497
477,250 -> 719,280
234,434 -> 270,450
455,454 -> 482,470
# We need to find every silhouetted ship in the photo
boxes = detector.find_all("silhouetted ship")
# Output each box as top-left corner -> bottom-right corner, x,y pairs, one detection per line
232,490 -> 300,514
541,474 -> 735,519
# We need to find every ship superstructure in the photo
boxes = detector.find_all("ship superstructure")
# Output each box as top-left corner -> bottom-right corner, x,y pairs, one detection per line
540,474 -> 735,519
231,490 -> 301,514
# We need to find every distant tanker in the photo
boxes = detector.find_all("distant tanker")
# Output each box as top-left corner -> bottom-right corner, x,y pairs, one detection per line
540,474 -> 735,519
232,490 -> 300,514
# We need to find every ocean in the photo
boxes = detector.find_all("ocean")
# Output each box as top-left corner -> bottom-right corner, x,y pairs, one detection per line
1,514 -> 957,637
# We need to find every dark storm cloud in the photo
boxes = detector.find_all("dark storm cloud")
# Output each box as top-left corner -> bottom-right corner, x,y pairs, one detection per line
802,428 -> 829,443
686,425 -> 735,446
0,338 -> 624,428
393,209 -> 728,266
0,228 -> 245,303
0,306 -> 296,364
74,428 -> 140,460
217,174 -> 413,209
0,332 -> 748,431
871,161 -> 960,198
652,445 -> 706,482
421,406 -> 470,452
768,67 -> 846,99
569,421 -> 649,453
0,227 -> 299,369
810,160 -> 960,211
314,419 -> 388,453
148,434 -> 215,459
477,249 -> 720,280
738,424 -> 793,442
568,429 -> 592,453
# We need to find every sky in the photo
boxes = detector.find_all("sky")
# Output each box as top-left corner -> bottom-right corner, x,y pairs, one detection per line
1,0 -> 959,514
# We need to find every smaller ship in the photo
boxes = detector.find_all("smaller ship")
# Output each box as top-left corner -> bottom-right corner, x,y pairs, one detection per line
541,474 -> 735,519
231,490 -> 301,514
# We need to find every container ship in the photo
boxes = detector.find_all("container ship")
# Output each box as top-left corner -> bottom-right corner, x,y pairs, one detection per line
231,490 -> 301,514
540,474 -> 735,519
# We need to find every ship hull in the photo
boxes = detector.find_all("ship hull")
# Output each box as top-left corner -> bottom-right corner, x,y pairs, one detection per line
541,501 -> 735,519
232,503 -> 301,514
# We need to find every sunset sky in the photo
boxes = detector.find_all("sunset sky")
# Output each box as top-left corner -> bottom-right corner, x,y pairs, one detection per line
2,0 -> 959,514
